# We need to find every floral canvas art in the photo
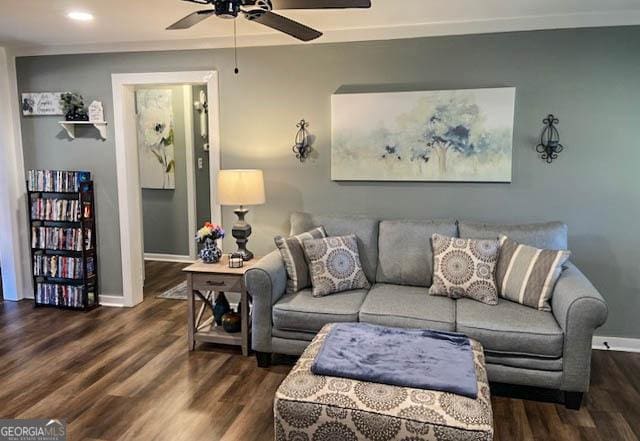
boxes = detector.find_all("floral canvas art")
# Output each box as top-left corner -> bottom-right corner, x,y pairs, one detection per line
332,87 -> 515,182
136,89 -> 176,189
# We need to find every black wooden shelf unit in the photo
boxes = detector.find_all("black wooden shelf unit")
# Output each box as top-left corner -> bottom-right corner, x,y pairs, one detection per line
27,170 -> 99,311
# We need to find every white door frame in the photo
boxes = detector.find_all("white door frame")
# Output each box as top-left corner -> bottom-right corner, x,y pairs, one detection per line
184,84 -> 197,261
112,71 -> 221,307
0,47 -> 32,302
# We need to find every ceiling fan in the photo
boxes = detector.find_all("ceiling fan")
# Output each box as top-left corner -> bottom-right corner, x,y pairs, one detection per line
167,0 -> 372,42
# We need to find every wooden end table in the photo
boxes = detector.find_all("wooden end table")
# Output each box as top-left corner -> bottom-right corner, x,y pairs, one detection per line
183,256 -> 259,356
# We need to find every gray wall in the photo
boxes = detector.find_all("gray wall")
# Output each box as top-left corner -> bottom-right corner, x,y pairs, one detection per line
138,84 -> 190,256
16,26 -> 640,337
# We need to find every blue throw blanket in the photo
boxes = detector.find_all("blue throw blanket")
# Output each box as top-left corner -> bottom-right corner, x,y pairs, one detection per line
311,323 -> 478,398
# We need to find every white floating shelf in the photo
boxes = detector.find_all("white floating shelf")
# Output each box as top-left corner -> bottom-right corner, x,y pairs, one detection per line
59,121 -> 108,140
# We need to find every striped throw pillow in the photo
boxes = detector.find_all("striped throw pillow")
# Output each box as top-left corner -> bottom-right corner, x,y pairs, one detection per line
496,235 -> 571,311
275,227 -> 327,295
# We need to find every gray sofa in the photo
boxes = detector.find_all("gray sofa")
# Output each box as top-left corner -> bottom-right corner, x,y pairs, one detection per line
245,213 -> 608,409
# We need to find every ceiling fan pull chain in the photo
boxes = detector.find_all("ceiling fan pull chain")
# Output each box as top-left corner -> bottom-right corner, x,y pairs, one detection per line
233,20 -> 239,75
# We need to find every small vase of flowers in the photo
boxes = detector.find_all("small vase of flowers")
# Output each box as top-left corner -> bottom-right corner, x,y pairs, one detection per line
196,222 -> 225,264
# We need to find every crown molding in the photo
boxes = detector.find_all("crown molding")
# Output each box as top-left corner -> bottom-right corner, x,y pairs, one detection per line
10,9 -> 640,57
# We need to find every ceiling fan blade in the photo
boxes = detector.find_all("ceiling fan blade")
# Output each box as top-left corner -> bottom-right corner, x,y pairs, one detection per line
269,0 -> 371,9
245,10 -> 322,41
167,10 -> 215,30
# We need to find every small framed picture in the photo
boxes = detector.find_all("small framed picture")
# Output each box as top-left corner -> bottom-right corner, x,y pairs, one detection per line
88,100 -> 104,122
21,92 -> 64,116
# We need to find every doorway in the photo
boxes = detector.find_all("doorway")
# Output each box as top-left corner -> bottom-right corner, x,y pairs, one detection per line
112,71 -> 221,307
135,84 -> 199,263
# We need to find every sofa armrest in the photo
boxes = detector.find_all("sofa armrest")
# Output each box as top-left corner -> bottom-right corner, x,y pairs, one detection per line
552,262 -> 608,392
245,250 -> 287,353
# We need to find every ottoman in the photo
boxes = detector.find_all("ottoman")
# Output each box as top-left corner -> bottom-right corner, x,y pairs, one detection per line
274,324 -> 494,441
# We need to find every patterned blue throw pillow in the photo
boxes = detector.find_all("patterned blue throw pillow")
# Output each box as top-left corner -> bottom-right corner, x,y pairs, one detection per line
303,235 -> 370,297
429,233 -> 501,305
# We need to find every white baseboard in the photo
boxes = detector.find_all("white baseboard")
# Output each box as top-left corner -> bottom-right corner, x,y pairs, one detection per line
593,336 -> 640,353
144,253 -> 196,263
99,294 -> 127,308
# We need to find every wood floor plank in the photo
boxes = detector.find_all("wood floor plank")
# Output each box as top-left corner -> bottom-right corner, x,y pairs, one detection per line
589,411 -> 640,441
557,402 -> 596,428
523,401 -> 552,440
0,260 -> 638,441
536,403 -> 578,441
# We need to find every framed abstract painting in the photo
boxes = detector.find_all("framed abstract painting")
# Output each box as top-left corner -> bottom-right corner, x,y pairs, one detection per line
331,87 -> 515,182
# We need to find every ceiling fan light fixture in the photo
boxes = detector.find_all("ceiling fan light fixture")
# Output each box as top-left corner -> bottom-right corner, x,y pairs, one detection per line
215,0 -> 241,19
67,11 -> 94,22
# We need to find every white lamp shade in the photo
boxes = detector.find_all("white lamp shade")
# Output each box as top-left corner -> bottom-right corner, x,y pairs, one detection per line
216,169 -> 266,206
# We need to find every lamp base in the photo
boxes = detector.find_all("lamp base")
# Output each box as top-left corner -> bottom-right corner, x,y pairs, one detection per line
232,207 -> 254,261
233,247 -> 254,262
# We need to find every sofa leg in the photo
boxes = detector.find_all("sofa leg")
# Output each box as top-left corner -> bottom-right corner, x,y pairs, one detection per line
256,351 -> 272,368
564,392 -> 583,410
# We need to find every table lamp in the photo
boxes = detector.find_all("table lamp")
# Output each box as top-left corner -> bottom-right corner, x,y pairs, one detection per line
217,169 -> 266,261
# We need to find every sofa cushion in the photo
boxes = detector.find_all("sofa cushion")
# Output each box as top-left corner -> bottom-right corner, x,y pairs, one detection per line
376,219 -> 458,287
484,353 -> 563,371
272,328 -> 316,342
456,298 -> 563,358
273,288 -> 368,333
359,284 -> 455,331
290,212 -> 379,283
458,220 -> 568,250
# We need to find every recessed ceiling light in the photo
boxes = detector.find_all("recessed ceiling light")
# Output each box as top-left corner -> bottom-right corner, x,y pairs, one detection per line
67,11 -> 94,22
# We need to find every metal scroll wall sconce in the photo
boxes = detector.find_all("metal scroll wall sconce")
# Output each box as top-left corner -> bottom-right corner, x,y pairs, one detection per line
536,114 -> 564,164
292,119 -> 312,162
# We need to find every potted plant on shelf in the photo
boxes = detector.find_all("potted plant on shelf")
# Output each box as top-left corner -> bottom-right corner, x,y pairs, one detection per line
195,222 -> 225,264
60,92 -> 89,121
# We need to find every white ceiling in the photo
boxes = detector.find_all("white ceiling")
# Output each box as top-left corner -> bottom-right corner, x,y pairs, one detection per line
2,0 -> 640,56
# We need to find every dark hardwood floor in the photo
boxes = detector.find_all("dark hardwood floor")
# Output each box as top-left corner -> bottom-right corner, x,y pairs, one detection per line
0,260 -> 638,441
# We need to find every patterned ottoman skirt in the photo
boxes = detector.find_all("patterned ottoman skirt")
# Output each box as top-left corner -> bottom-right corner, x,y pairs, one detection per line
274,324 -> 494,441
